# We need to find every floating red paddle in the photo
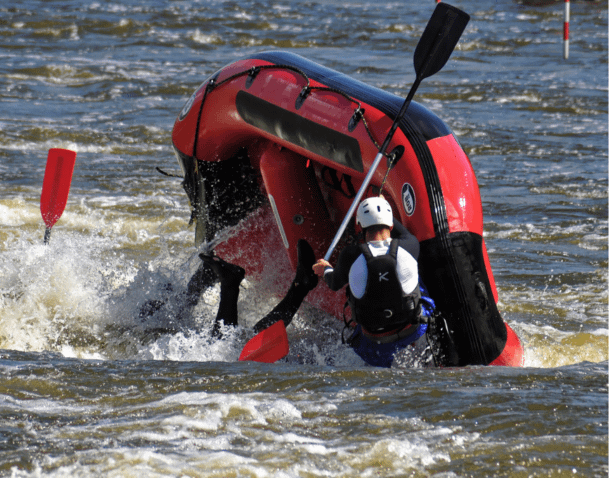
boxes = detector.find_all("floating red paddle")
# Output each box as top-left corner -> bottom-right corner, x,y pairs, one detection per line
40,148 -> 76,244
238,320 -> 289,363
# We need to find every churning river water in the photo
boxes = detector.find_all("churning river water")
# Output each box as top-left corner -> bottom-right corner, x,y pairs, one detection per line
0,0 -> 607,476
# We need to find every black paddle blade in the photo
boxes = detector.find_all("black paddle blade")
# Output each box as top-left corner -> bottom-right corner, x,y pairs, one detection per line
414,3 -> 470,81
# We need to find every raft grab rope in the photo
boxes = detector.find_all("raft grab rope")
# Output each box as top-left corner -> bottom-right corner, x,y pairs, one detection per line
192,64 -> 394,162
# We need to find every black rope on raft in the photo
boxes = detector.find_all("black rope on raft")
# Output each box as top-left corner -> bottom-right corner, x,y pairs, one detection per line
156,167 -> 182,178
194,64 -> 392,162
378,146 -> 405,196
214,64 -> 312,91
298,85 -> 385,153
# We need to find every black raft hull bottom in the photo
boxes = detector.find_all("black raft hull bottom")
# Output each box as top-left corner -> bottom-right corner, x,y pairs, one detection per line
420,232 -> 508,366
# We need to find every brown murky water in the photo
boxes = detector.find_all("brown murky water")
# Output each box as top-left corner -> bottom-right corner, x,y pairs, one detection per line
0,1 -> 606,476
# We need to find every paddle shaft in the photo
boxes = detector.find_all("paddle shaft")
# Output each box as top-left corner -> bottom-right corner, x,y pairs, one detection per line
323,77 -> 421,262
43,227 -> 52,245
324,3 -> 469,261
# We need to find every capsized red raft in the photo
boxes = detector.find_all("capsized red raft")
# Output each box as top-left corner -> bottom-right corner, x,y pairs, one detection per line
171,51 -> 524,367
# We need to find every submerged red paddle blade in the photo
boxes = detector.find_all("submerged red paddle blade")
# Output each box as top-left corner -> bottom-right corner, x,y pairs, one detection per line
40,148 -> 76,243
239,320 -> 289,363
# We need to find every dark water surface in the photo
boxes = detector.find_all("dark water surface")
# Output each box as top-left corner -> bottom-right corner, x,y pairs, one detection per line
0,1 -> 607,476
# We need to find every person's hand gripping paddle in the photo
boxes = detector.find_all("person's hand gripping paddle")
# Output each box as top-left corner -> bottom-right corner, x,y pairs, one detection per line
238,3 -> 470,363
40,148 -> 77,244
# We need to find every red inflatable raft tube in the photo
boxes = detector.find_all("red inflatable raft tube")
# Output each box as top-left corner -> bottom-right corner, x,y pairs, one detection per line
171,51 -> 524,367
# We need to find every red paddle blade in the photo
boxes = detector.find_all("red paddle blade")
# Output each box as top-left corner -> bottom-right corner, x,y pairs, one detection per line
40,148 -> 76,229
239,320 -> 289,363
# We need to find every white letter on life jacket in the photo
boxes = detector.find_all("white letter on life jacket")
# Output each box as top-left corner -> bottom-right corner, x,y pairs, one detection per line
379,272 -> 389,282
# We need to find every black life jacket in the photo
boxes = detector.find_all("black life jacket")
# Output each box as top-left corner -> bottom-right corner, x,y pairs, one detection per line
348,239 -> 421,333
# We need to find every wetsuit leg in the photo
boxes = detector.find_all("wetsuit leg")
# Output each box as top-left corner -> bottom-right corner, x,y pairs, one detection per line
140,258 -> 216,323
183,261 -> 216,309
199,254 -> 245,337
252,239 -> 318,334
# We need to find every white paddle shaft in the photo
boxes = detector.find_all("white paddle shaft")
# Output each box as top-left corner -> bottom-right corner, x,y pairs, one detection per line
323,149 -> 385,262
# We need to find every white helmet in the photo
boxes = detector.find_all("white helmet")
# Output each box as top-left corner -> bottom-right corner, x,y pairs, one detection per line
356,197 -> 393,229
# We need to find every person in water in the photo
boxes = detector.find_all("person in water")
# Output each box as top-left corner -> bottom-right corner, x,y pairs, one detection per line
312,196 -> 437,368
191,196 -> 437,367
199,239 -> 319,337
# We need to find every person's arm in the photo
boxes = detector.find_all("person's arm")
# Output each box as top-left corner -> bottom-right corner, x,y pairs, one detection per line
313,245 -> 359,291
391,220 -> 420,260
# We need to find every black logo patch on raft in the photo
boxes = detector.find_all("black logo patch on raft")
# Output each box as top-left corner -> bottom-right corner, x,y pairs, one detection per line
402,183 -> 416,216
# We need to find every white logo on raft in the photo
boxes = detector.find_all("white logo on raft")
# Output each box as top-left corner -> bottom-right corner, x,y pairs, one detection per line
402,183 -> 416,216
